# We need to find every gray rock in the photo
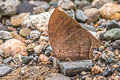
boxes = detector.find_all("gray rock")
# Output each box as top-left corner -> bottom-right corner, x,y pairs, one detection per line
75,9 -> 88,22
111,40 -> 120,50
92,0 -> 113,9
49,1 -> 58,7
45,73 -> 71,80
3,56 -> 13,64
58,0 -> 75,9
0,31 -> 12,39
29,1 -> 50,10
59,60 -> 93,76
16,1 -> 35,14
30,30 -> 41,40
0,0 -> 20,16
0,23 -> 8,31
75,0 -> 90,10
104,28 -> 120,41
21,56 -> 33,64
45,46 -> 52,57
0,65 -> 13,77
105,20 -> 120,31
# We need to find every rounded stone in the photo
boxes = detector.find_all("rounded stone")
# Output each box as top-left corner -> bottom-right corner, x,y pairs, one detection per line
19,28 -> 31,37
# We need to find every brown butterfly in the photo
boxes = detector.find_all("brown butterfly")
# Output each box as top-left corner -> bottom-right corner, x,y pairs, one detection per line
48,8 -> 103,61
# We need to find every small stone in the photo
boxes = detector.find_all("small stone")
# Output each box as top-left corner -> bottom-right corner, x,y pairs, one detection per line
84,8 -> 100,22
59,60 -> 93,76
49,1 -> 58,8
0,39 -> 3,45
45,46 -> 52,57
39,36 -> 49,42
91,65 -> 103,74
32,6 -> 45,14
16,1 -> 34,14
58,0 -> 75,9
34,45 -> 44,54
39,54 -> 49,64
45,73 -> 71,80
99,3 -> 120,20
21,56 -> 33,64
64,9 -> 75,18
11,32 -> 25,42
26,43 -> 36,52
75,9 -> 88,22
114,49 -> 119,56
30,30 -> 41,40
23,11 -> 53,30
19,28 -> 31,37
105,20 -> 120,31
92,0 -> 113,8
0,23 -> 8,31
103,28 -> 120,41
98,46 -> 105,51
29,1 -> 50,10
103,68 -> 114,77
0,31 -> 12,39
11,13 -> 30,27
112,64 -> 118,69
0,39 -> 27,57
0,65 -> 13,77
3,56 -> 13,64
0,0 -> 20,16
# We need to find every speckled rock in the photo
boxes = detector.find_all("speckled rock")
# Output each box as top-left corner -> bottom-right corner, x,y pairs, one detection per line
23,10 -> 54,31
0,39 -> 27,57
92,0 -> 113,8
19,28 -> 31,37
99,3 -> 120,20
11,13 -> 30,27
45,73 -> 71,80
84,8 -> 100,22
103,28 -> 120,41
0,0 -> 20,16
58,0 -> 75,9
0,31 -> 12,40
30,30 -> 41,40
34,45 -> 44,54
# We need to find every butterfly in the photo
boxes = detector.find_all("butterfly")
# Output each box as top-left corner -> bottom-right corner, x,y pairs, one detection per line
48,8 -> 103,61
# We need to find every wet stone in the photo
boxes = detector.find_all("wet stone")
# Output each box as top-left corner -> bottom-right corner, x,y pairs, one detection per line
59,60 -> 93,76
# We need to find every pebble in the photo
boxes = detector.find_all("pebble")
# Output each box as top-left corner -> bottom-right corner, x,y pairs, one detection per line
32,6 -> 45,14
26,43 -> 36,52
0,23 -> 8,31
75,9 -> 88,22
91,65 -> 103,74
65,9 -> 75,18
103,28 -> 120,41
19,28 -> 31,37
30,30 -> 41,40
39,36 -> 49,42
58,0 -> 75,9
23,11 -> 53,30
0,65 -> 13,77
0,0 -> 20,16
39,54 -> 49,64
21,56 -> 33,64
29,1 -> 50,10
103,68 -> 114,77
45,73 -> 71,80
3,56 -> 13,64
0,31 -> 12,39
0,39 -> 27,57
105,20 -> 120,31
11,13 -> 30,27
92,0 -> 113,8
49,1 -> 58,8
111,40 -> 120,50
59,60 -> 93,76
0,39 -> 3,45
84,8 -> 100,22
99,3 -> 120,20
34,45 -> 44,54
16,1 -> 35,14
